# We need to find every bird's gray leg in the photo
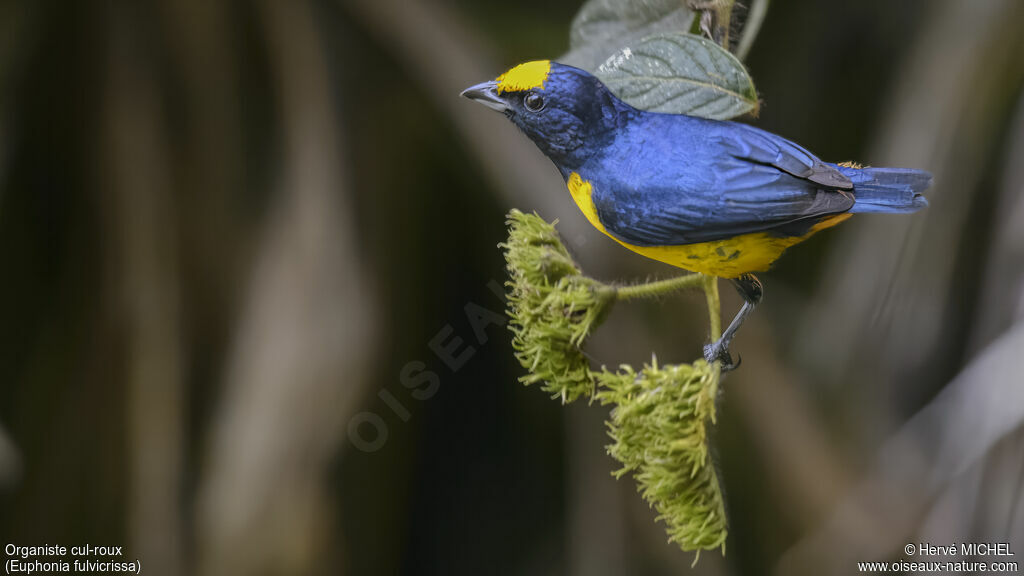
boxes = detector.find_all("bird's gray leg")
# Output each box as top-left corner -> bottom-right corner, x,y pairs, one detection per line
703,274 -> 763,372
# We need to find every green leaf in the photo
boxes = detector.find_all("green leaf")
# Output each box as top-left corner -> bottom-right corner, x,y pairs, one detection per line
595,32 -> 759,119
562,0 -> 695,72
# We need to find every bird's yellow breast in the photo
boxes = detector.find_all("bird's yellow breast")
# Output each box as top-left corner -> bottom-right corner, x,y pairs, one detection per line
567,172 -> 850,278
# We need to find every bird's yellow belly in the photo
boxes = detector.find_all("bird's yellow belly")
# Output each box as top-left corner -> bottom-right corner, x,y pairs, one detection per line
623,234 -> 806,277
567,172 -> 849,278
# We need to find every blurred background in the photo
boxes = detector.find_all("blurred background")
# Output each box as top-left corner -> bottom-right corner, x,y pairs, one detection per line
1,0 -> 1023,575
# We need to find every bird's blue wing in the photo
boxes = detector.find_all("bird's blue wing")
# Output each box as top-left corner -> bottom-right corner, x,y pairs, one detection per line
590,118 -> 855,246
718,122 -> 853,190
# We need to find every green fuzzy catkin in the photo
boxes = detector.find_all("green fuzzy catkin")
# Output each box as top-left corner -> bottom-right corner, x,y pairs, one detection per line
501,210 -> 728,558
501,210 -> 615,403
596,360 -> 727,557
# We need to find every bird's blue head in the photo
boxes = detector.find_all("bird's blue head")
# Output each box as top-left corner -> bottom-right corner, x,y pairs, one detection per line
461,61 -> 623,170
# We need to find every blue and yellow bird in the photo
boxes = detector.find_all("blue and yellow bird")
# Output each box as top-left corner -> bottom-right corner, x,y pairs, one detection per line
463,60 -> 931,368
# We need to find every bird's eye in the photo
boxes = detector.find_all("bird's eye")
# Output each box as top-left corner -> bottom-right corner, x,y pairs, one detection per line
523,92 -> 546,112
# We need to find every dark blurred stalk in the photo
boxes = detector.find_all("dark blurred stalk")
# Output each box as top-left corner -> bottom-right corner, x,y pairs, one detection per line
0,421 -> 19,490
968,92 -> 1024,354
195,1 -> 378,575
157,0 -> 248,379
102,5 -> 184,576
0,0 -> 29,491
0,1 -> 30,213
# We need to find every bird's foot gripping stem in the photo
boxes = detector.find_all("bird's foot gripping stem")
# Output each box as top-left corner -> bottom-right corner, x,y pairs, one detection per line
704,274 -> 762,373
703,338 -> 740,372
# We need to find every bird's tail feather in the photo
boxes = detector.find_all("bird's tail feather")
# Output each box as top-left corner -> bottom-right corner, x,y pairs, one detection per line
833,164 -> 932,214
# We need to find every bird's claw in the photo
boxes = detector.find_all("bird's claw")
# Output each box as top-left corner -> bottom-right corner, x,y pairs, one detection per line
703,340 -> 741,372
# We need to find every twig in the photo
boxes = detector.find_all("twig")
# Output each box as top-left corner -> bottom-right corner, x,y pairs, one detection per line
703,275 -> 722,342
689,0 -> 735,49
615,273 -> 705,300
735,0 -> 769,61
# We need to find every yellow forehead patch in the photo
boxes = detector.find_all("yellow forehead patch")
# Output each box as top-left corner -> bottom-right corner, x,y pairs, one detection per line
495,60 -> 551,93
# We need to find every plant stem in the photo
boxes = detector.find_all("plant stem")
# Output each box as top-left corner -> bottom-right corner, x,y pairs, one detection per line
735,0 -> 769,61
702,275 -> 722,341
690,0 -> 736,49
715,0 -> 735,49
615,273 -> 705,300
701,274 -> 723,395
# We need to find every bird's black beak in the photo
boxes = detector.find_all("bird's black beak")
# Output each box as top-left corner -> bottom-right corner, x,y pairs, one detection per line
460,80 -> 509,113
